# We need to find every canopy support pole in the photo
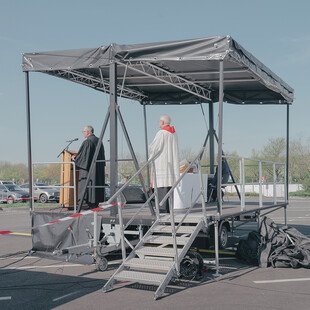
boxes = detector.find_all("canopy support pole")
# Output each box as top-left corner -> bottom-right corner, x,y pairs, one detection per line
25,72 -> 33,212
217,60 -> 224,215
109,62 -> 118,216
209,102 -> 215,175
285,103 -> 290,225
143,103 -> 150,187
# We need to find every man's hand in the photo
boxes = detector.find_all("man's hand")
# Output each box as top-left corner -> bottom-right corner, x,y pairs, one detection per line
71,154 -> 76,161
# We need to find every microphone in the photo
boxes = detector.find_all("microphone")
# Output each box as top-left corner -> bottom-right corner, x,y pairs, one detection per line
66,138 -> 79,142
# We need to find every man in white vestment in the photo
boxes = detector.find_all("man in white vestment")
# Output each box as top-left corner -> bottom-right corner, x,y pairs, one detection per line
149,114 -> 180,213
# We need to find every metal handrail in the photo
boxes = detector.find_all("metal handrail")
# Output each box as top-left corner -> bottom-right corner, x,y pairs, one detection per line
159,146 -> 206,215
103,148 -> 163,206
158,146 -> 207,272
97,148 -> 163,258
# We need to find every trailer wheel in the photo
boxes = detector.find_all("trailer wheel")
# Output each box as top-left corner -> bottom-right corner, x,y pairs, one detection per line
96,256 -> 108,272
219,224 -> 229,249
209,221 -> 230,249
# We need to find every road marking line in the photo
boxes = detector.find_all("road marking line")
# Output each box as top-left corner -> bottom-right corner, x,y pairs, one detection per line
0,231 -> 11,235
254,277 -> 310,284
10,232 -> 31,237
0,296 -> 12,301
0,230 -> 31,236
0,256 -> 37,260
3,264 -> 84,270
53,291 -> 80,302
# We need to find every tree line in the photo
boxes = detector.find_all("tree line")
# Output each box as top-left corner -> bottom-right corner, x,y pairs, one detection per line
1,137 -> 310,191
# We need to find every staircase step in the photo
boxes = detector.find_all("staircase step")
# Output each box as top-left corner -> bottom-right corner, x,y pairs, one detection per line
145,235 -> 190,245
160,214 -> 203,224
152,225 -> 197,234
124,258 -> 174,272
136,246 -> 181,258
115,270 -> 165,285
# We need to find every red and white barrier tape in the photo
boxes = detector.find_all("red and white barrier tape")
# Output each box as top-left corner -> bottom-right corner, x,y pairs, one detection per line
34,202 -> 124,229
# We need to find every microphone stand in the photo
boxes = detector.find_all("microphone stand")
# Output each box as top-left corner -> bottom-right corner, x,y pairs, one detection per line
57,140 -> 76,158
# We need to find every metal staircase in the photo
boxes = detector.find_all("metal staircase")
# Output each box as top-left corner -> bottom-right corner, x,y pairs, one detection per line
103,213 -> 205,299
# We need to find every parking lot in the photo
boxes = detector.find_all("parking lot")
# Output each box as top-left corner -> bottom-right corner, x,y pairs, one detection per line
1,199 -> 310,310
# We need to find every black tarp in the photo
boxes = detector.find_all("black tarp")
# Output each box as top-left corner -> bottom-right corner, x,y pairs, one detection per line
22,36 -> 294,105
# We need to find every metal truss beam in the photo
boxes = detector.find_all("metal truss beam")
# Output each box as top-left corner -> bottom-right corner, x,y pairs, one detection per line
116,67 -> 249,81
49,69 -> 147,101
116,60 -> 212,102
125,78 -> 257,87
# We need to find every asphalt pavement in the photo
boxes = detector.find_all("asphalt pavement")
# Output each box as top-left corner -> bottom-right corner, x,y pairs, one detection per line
1,199 -> 310,310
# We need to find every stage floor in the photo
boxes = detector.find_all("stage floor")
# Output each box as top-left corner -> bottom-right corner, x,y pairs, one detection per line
32,196 -> 288,226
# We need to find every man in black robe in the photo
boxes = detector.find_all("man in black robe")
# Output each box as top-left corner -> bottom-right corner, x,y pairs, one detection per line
73,125 -> 105,209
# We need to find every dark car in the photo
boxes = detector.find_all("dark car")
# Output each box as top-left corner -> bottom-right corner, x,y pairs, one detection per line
0,184 -> 30,204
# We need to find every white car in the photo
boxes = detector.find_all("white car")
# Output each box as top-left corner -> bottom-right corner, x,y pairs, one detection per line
20,183 -> 60,203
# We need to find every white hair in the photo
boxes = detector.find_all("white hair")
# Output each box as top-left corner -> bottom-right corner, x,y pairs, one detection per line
84,125 -> 94,133
160,114 -> 171,125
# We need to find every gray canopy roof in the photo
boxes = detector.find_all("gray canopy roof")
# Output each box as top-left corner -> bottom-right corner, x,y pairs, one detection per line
22,36 -> 294,105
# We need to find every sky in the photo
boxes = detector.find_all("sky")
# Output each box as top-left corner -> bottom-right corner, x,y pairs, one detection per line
1,0 -> 310,164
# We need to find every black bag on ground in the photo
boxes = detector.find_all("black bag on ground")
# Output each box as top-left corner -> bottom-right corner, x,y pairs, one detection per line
259,216 -> 310,268
236,231 -> 261,265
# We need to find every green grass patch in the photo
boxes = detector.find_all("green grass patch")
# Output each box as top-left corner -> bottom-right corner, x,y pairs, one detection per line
289,190 -> 310,197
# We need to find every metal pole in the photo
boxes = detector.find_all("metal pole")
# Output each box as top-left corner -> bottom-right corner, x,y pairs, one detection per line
25,72 -> 33,212
209,102 -> 215,175
285,103 -> 289,225
169,196 -> 179,274
217,61 -> 224,215
273,163 -> 277,205
143,103 -> 150,187
110,62 -> 118,216
116,106 -> 154,215
117,196 -> 126,262
286,103 -> 290,203
198,160 -> 207,220
152,162 -> 160,220
73,162 -> 77,213
214,219 -> 220,277
214,132 -> 241,200
259,161 -> 263,209
240,158 -> 245,211
284,103 -> 290,225
93,211 -> 98,257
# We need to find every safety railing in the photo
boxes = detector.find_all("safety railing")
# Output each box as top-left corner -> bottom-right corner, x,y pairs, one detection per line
96,148 -> 164,261
99,145 -> 208,271
157,146 -> 207,273
223,156 -> 286,212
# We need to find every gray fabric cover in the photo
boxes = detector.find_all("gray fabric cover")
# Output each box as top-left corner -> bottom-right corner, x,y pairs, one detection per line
22,36 -> 294,105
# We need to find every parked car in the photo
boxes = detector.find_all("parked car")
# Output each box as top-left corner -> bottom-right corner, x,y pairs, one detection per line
0,180 -> 16,185
20,183 -> 60,203
0,183 -> 30,204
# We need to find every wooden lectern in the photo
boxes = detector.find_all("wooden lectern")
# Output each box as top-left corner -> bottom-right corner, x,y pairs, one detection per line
59,150 -> 79,208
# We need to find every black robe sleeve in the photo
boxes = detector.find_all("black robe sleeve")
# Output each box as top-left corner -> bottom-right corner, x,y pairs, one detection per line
75,140 -> 93,171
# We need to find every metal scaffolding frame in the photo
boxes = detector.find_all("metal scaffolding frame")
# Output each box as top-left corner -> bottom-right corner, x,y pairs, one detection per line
116,60 -> 212,103
24,54 -> 292,219
23,37 -> 294,290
